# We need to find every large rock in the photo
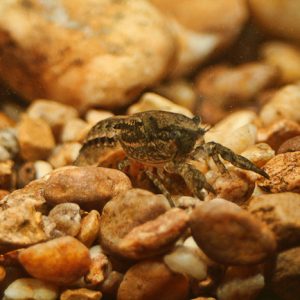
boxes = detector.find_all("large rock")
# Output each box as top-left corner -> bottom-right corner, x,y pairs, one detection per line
0,0 -> 175,110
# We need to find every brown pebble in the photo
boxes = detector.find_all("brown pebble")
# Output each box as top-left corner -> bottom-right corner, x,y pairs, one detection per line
100,271 -> 123,298
248,192 -> 300,249
189,198 -> 277,265
208,170 -> 255,206
118,208 -> 189,259
44,166 -> 132,210
18,236 -> 91,284
216,265 -> 264,300
117,259 -> 189,300
258,151 -> 300,193
271,247 -> 300,300
277,135 -> 300,154
99,189 -> 170,258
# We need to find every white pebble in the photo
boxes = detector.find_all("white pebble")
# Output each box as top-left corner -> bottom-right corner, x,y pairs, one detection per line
34,161 -> 53,179
164,246 -> 207,280
3,278 -> 58,300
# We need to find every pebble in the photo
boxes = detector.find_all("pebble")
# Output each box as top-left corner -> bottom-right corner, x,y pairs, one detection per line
99,189 -> 169,258
127,92 -> 193,118
189,198 -> 277,265
216,266 -> 264,300
27,100 -> 78,137
60,288 -> 102,300
249,192 -> 300,249
44,166 -> 132,210
258,151 -> 300,193
77,210 -> 101,248
17,115 -> 55,161
118,208 -> 189,259
18,236 -> 91,284
117,259 -> 189,300
3,278 -> 58,300
271,247 -> 300,300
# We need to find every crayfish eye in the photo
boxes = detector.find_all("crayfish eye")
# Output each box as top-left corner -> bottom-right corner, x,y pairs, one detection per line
192,115 -> 201,125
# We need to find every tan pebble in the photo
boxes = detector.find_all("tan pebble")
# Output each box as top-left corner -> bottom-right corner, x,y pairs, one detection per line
205,110 -> 258,153
60,288 -> 102,300
260,41 -> 300,84
0,128 -> 19,161
85,109 -> 114,126
18,236 -> 91,284
152,0 -> 247,76
0,112 -> 15,130
0,1 -> 175,110
209,110 -> 257,133
278,135 -> 300,154
259,85 -> 300,126
127,92 -> 193,117
27,100 -> 78,137
118,208 -> 189,259
154,80 -> 197,112
0,189 -> 47,246
257,119 -> 300,151
258,151 -> 300,193
208,170 -> 255,206
241,143 -> 275,167
44,166 -> 132,210
219,123 -> 257,154
173,196 -> 200,210
196,63 -> 277,108
249,0 -> 300,42
0,160 -> 14,190
164,245 -> 207,280
249,193 -> 300,249
3,278 -> 58,300
5,177 -> 47,208
217,265 -> 264,300
77,210 -> 101,247
271,247 -> 300,300
85,246 -> 111,286
99,189 -> 169,257
0,146 -> 10,162
48,203 -> 81,237
117,259 -> 189,300
48,143 -> 82,168
17,115 -> 55,161
190,198 -> 277,265
60,118 -> 90,143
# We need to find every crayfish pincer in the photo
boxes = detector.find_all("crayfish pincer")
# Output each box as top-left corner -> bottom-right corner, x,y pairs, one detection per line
75,110 -> 269,207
